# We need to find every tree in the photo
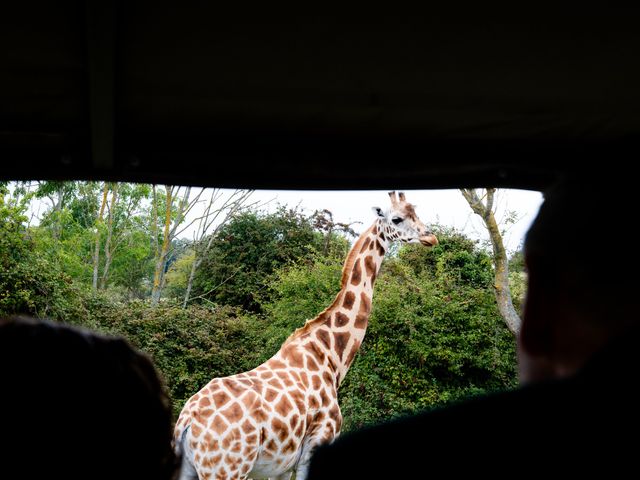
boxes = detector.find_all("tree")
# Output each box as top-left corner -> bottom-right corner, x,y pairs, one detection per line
150,186 -> 208,306
191,207 -> 335,312
460,188 -> 521,335
92,183 -> 109,290
183,189 -> 256,308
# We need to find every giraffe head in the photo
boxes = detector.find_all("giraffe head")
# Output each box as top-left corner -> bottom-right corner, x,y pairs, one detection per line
373,191 -> 438,246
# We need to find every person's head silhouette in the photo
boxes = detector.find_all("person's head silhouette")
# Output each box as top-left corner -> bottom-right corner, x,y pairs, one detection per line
0,315 -> 179,480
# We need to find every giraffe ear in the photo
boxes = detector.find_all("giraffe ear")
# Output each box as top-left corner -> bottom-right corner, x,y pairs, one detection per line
372,207 -> 385,218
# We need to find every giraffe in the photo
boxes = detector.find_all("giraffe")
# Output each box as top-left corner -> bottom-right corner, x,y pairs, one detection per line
173,191 -> 438,480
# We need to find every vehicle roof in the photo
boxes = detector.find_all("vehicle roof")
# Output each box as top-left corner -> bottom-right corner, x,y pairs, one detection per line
2,3 -> 639,190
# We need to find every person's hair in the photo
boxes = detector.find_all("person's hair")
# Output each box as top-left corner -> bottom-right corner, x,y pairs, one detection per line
0,315 -> 178,480
524,173 -> 634,320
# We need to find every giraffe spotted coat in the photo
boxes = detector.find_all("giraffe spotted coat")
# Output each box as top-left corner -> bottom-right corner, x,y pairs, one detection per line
174,192 -> 438,480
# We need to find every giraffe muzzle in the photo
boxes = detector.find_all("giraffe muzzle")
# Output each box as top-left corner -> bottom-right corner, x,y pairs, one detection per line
419,233 -> 438,247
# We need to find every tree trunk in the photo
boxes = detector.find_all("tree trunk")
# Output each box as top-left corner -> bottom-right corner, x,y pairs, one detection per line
460,188 -> 521,335
92,183 -> 109,290
151,186 -> 173,306
183,256 -> 201,308
100,184 -> 118,289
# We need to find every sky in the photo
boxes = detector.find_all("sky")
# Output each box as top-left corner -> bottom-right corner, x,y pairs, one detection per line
227,188 -> 544,253
19,183 -> 543,253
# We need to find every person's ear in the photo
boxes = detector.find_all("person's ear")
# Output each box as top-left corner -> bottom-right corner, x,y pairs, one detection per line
372,207 -> 385,218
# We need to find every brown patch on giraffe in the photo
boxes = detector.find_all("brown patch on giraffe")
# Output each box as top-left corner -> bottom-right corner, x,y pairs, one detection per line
309,395 -> 320,410
376,238 -> 385,256
364,255 -> 377,283
246,433 -> 258,445
265,439 -> 278,452
290,413 -> 299,429
203,431 -> 214,444
295,422 -> 305,438
222,437 -> 235,453
334,311 -> 349,327
199,408 -> 214,418
268,378 -> 284,389
355,313 -> 368,329
222,379 -> 244,397
288,389 -> 305,411
350,259 -> 362,285
253,407 -> 269,422
282,345 -> 304,368
299,371 -> 309,387
333,332 -> 350,360
191,422 -> 203,437
275,395 -> 293,417
272,418 -> 289,443
211,453 -> 222,464
241,419 -> 254,435
269,359 -> 287,370
328,405 -> 340,420
282,375 -> 293,387
369,240 -> 374,250
224,453 -> 240,468
327,355 -> 338,372
241,390 -> 258,410
345,339 -> 361,367
312,374 -> 322,390
259,370 -> 274,379
360,292 -> 371,314
342,291 -> 356,310
320,389 -> 331,407
306,355 -> 320,371
265,388 -> 278,403
236,376 -> 253,387
316,329 -> 331,349
241,464 -> 251,475
305,341 -> 326,363
199,396 -> 211,407
221,402 -> 244,423
359,237 -> 371,253
212,415 -> 229,435
283,438 -> 297,454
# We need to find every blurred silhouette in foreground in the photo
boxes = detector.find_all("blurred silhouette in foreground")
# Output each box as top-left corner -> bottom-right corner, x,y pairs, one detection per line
0,315 -> 178,480
308,175 -> 639,478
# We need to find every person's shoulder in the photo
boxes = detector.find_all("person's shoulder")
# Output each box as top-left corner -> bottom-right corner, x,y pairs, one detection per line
308,385 -> 558,478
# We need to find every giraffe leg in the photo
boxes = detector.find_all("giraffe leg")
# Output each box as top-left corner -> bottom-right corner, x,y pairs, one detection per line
295,420 -> 341,480
176,426 -> 199,480
177,457 -> 199,480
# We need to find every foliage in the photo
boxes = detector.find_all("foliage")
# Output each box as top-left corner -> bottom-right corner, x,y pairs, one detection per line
191,207 -> 343,312
260,254 -> 344,354
0,198 -> 86,320
74,300 -> 269,418
164,248 -> 196,300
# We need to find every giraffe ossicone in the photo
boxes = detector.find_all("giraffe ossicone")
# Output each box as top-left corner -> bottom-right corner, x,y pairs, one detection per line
174,191 -> 438,480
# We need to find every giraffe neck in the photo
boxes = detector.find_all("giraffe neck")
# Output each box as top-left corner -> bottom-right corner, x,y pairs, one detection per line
283,219 -> 388,387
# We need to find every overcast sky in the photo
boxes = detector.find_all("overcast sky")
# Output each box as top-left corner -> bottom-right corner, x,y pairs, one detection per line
222,188 -> 544,253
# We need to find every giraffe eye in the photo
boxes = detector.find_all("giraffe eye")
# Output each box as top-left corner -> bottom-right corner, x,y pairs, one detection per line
392,217 -> 403,225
